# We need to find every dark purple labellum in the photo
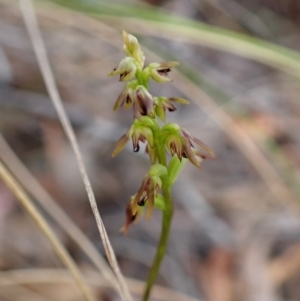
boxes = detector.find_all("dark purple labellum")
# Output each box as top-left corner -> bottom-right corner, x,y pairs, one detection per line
158,68 -> 171,75
138,195 -> 147,206
133,144 -> 140,152
137,96 -> 147,115
131,213 -> 137,222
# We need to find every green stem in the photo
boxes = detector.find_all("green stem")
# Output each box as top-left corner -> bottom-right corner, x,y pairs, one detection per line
136,68 -> 149,89
142,137 -> 174,301
135,69 -> 143,85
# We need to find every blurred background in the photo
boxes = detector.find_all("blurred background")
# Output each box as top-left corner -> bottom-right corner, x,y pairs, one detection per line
1,0 -> 300,300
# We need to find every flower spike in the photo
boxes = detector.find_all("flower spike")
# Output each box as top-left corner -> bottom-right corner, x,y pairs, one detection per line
109,31 -> 214,301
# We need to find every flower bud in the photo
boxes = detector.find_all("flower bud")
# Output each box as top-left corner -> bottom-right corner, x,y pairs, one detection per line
161,123 -> 181,137
123,31 -> 139,54
122,31 -> 145,68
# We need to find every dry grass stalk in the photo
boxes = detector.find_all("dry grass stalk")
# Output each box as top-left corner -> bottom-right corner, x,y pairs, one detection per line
0,285 -> 53,301
19,0 -> 132,300
0,133 -> 119,291
0,161 -> 96,301
0,268 -> 204,301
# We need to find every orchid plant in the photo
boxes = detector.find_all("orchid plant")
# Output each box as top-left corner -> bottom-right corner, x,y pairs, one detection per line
109,31 -> 214,301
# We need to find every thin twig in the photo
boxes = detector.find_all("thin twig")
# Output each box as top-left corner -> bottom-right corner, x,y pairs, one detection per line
19,1 -> 132,301
0,161 -> 96,301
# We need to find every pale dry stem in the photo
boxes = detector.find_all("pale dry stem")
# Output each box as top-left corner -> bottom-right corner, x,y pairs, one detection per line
0,133 -> 118,291
18,1 -> 132,301
0,161 -> 96,301
0,268 -> 204,301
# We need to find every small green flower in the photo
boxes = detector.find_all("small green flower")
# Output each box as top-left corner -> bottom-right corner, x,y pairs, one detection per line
121,163 -> 167,233
120,196 -> 144,235
134,85 -> 155,119
161,123 -> 214,168
113,81 -> 137,111
113,84 -> 156,119
112,117 -> 155,156
109,31 -> 215,301
146,61 -> 179,83
108,57 -> 137,81
133,174 -> 162,220
154,97 -> 189,121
